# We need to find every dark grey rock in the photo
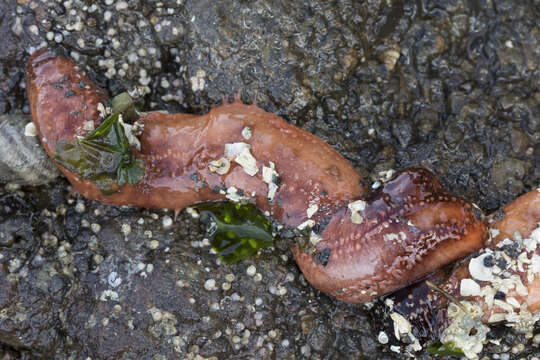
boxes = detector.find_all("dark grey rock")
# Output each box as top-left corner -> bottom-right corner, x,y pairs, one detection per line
0,0 -> 539,359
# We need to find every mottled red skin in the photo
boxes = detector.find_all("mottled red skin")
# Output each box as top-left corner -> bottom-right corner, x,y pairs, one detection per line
440,188 -> 540,318
293,168 -> 486,303
27,49 -> 487,305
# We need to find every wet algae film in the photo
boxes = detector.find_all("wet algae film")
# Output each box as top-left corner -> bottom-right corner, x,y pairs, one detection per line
0,0 -> 539,359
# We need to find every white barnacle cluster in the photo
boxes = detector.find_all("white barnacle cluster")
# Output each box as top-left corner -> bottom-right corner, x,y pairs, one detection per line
440,301 -> 489,359
461,224 -> 540,332
347,199 -> 366,224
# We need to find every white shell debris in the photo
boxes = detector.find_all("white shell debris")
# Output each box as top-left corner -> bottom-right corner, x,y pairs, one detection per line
241,126 -> 252,140
348,200 -> 366,224
390,312 -> 411,341
224,142 -> 258,176
460,278 -> 481,297
82,120 -> 95,131
225,186 -> 249,203
208,157 -> 230,175
532,254 -> 540,275
531,227 -> 540,244
267,183 -> 278,201
119,115 -> 141,151
306,202 -> 319,219
469,253 -> 494,281
262,162 -> 280,201
297,219 -> 315,231
309,231 -> 322,245
24,122 -> 37,137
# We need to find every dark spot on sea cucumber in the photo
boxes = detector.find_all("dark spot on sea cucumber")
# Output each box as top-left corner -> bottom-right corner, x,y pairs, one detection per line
319,249 -> 331,266
501,243 -> 520,258
472,206 -> 483,221
65,90 -> 76,98
492,209 -> 505,220
483,255 -> 494,267
315,217 -> 331,233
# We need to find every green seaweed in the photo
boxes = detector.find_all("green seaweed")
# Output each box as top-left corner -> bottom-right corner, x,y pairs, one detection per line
426,341 -> 464,356
195,202 -> 274,264
54,113 -> 144,195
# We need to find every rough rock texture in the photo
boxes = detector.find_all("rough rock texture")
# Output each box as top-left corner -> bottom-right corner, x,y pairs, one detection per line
0,114 -> 59,185
0,0 -> 539,359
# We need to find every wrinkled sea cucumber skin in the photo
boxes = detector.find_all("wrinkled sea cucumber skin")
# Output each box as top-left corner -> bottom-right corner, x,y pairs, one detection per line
293,167 -> 485,303
27,49 -> 487,304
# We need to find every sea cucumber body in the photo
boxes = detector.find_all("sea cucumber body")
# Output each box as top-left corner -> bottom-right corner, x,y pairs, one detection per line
27,49 -> 366,228
27,49 -> 487,304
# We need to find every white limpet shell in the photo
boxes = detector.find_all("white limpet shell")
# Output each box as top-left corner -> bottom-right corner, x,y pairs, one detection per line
460,278 -> 481,297
469,253 -> 494,281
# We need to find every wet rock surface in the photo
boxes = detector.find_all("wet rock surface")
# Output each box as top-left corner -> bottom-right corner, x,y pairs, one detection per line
0,0 -> 539,359
0,115 -> 59,185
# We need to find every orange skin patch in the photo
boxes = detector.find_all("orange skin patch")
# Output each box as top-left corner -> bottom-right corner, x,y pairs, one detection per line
27,49 -> 487,305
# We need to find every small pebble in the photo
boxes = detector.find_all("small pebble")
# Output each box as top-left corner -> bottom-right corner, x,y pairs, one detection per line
246,265 -> 256,276
75,201 -> 86,213
146,240 -> 159,249
204,279 -> 216,291
90,223 -> 101,233
162,215 -> 173,229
